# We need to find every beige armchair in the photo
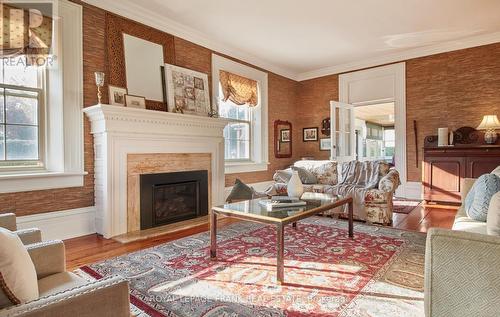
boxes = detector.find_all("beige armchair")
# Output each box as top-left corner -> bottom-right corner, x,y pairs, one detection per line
0,213 -> 41,245
0,240 -> 130,317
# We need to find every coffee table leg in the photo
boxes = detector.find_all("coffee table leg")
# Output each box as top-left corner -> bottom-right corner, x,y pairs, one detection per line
277,223 -> 285,284
292,222 -> 297,229
348,200 -> 354,238
210,210 -> 217,260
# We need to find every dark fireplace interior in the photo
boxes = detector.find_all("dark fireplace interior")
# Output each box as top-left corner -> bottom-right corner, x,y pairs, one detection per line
140,170 -> 208,230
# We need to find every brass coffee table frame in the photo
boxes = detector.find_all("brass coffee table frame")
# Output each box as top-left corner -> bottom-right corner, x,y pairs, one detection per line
209,196 -> 354,284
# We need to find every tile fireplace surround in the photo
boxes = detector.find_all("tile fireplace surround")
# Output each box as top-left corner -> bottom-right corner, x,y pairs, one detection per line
83,105 -> 228,238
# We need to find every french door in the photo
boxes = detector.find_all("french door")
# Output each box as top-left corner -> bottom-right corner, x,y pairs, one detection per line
330,101 -> 356,162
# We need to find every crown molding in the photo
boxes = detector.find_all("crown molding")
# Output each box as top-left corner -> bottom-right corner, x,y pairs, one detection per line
297,31 -> 500,81
82,0 -> 299,80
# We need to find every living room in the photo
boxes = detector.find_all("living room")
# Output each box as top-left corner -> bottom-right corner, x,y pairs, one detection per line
1,1 -> 499,316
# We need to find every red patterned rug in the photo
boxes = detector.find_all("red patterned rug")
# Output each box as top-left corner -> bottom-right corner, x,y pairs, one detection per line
76,217 -> 426,317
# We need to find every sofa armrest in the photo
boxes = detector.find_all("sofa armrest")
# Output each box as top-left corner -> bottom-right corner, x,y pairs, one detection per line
377,169 -> 400,193
0,275 -> 130,317
424,228 -> 500,317
26,241 -> 65,279
15,228 -> 42,245
0,213 -> 17,231
461,178 -> 476,203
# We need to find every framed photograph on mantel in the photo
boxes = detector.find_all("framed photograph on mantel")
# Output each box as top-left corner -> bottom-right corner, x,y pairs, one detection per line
125,94 -> 146,109
108,85 -> 127,106
164,64 -> 211,116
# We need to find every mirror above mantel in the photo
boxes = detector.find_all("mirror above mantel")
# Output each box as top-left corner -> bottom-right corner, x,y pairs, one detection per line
274,120 -> 292,158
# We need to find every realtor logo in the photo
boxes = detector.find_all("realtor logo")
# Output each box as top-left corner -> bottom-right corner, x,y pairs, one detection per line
0,0 -> 56,65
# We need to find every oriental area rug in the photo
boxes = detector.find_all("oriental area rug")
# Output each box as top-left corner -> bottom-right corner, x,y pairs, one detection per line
76,217 -> 426,317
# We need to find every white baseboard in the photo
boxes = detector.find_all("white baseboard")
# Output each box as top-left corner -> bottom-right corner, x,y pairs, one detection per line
17,206 -> 96,241
396,181 -> 422,200
224,180 -> 274,199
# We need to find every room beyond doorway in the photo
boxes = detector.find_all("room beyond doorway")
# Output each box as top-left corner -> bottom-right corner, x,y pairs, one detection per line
354,102 -> 395,164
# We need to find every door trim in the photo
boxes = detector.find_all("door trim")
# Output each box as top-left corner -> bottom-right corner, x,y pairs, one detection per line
339,62 -> 409,198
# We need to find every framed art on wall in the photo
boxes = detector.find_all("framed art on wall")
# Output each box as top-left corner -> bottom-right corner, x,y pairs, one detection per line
303,127 -> 318,141
108,85 -> 127,106
320,138 -> 332,151
164,63 -> 211,116
125,94 -> 146,109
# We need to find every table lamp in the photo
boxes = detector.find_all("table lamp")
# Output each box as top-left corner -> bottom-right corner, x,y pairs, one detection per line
477,115 -> 500,144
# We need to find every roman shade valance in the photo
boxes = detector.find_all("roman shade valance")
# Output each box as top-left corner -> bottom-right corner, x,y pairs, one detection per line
0,3 -> 53,58
219,70 -> 259,107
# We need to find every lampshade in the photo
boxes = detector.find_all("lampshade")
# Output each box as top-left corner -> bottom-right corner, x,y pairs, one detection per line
477,115 -> 500,130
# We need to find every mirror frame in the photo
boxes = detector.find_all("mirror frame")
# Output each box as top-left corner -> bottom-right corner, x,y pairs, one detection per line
274,120 -> 292,158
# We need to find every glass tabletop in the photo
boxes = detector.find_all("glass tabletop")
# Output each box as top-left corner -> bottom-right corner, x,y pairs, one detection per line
213,192 -> 345,222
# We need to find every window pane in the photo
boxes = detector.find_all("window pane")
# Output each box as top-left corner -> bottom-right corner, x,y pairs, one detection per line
1,60 -> 39,88
236,140 -> 250,159
224,122 -> 250,141
6,91 -> 38,125
0,125 -> 4,160
0,88 -> 4,123
6,125 -> 38,160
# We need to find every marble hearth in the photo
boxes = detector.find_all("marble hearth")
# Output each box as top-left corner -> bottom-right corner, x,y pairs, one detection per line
83,104 -> 227,238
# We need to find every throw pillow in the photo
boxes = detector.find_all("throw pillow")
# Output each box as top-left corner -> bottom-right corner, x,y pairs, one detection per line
291,166 -> 317,184
273,169 -> 293,184
465,174 -> 500,222
487,192 -> 500,236
226,179 -> 267,202
0,227 -> 39,308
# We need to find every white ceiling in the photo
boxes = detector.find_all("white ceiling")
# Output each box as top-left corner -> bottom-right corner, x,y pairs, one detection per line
355,102 -> 395,126
84,0 -> 500,80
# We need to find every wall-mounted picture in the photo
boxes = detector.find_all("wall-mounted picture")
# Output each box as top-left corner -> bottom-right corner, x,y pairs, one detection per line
164,64 -> 211,116
303,127 -> 318,141
320,138 -> 332,151
125,94 -> 146,109
108,85 -> 127,106
280,129 -> 290,142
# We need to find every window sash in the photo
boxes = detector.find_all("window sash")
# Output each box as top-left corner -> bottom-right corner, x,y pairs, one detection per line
0,81 -> 44,169
224,118 -> 252,162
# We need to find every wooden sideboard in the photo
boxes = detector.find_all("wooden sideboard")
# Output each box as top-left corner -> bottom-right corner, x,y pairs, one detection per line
423,145 -> 500,203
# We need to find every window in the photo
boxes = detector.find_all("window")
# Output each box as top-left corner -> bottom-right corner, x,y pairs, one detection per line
383,128 -> 395,159
212,54 -> 269,174
0,57 -> 45,170
219,85 -> 252,161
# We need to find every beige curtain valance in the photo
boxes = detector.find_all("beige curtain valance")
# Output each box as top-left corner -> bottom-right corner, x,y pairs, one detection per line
219,70 -> 259,107
1,3 -> 53,58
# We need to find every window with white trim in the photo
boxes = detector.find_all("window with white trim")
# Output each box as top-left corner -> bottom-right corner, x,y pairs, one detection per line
0,57 -> 45,170
219,85 -> 253,161
212,54 -> 268,174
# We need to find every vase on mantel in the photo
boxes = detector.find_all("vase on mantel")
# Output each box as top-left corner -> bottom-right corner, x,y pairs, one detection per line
287,170 -> 304,199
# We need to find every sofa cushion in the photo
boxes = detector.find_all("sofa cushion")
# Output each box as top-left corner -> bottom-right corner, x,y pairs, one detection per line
293,160 -> 337,185
0,227 -> 39,308
452,216 -> 488,235
491,166 -> 500,178
226,179 -> 266,203
291,166 -> 317,184
487,192 -> 500,236
465,173 -> 500,221
38,272 -> 87,298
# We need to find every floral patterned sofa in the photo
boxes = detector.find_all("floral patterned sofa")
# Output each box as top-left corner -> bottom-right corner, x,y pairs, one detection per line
269,160 -> 400,225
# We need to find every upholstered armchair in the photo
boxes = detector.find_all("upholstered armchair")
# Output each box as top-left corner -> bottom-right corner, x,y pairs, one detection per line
0,213 -> 41,245
0,240 -> 130,317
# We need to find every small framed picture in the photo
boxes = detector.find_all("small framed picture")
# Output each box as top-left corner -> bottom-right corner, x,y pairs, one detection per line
303,127 -> 318,142
125,94 -> 146,109
320,138 -> 332,151
280,129 -> 290,142
108,85 -> 127,106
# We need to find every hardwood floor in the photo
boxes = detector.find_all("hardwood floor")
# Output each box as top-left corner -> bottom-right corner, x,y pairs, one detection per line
65,203 -> 457,270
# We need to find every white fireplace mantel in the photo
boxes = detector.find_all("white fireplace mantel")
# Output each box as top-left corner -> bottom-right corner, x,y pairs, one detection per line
83,104 -> 228,238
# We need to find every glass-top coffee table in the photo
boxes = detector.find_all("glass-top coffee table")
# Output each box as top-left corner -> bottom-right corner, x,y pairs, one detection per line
210,192 -> 354,284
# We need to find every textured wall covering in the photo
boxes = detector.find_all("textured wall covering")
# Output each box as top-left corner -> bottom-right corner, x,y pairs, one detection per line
296,74 -> 339,160
0,1 -> 299,215
406,43 -> 500,181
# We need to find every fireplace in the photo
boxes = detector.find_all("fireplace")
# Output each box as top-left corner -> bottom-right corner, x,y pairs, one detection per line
140,170 -> 208,230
